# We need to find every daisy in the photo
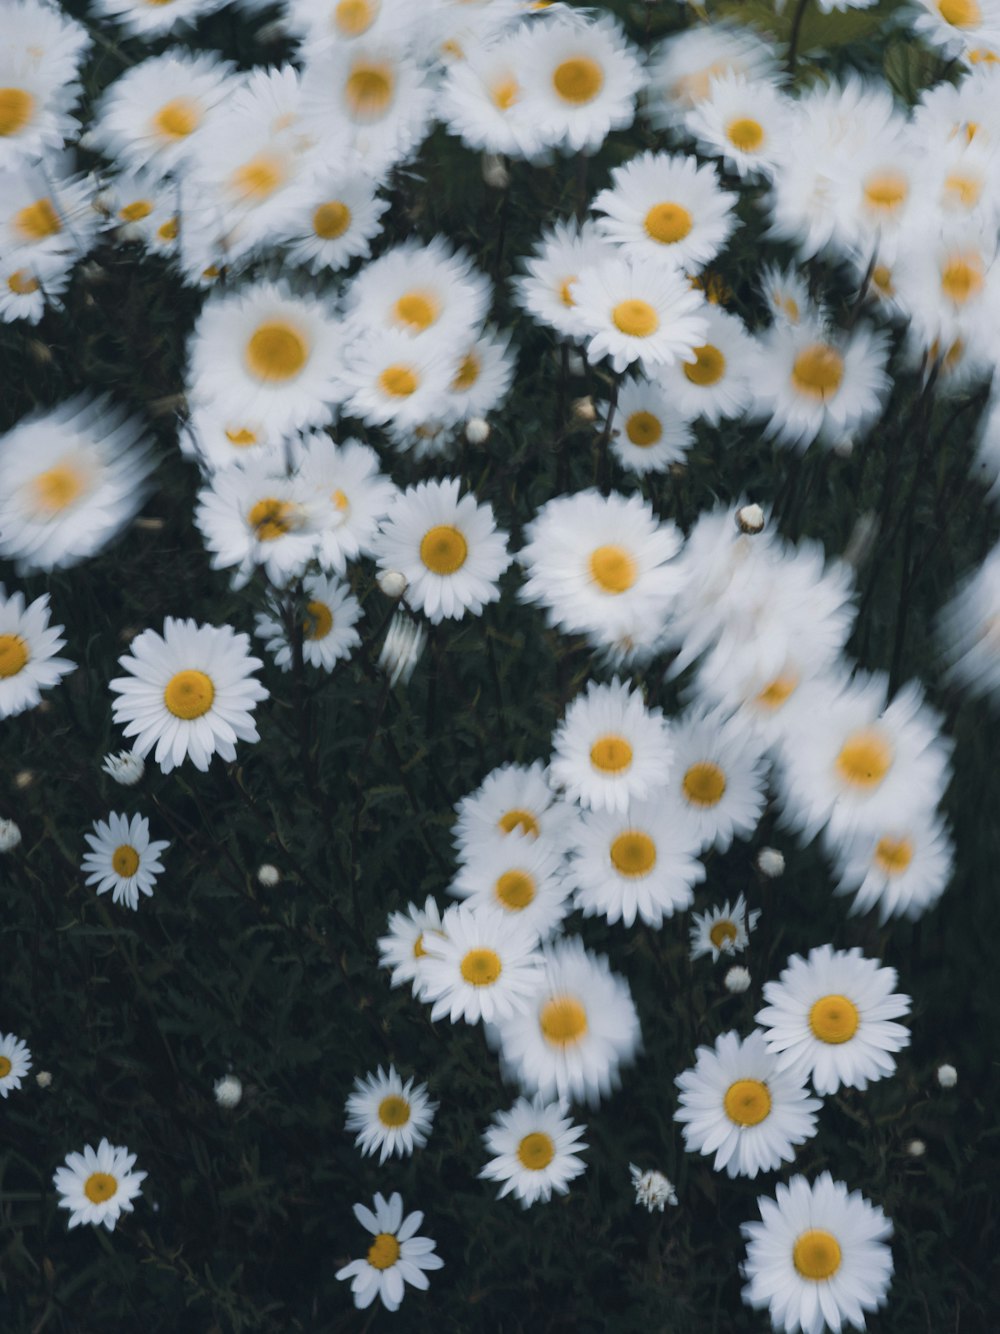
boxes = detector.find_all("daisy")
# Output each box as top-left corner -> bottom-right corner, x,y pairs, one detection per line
675,1030 -> 821,1178
689,894 -> 761,963
599,374 -> 694,476
0,0 -> 88,168
109,618 -> 269,775
657,305 -> 756,425
337,327 -> 458,430
893,227 -> 999,350
662,707 -> 769,855
438,29 -> 550,160
829,816 -> 954,923
274,170 -> 388,273
756,945 -> 911,1095
741,1173 -> 893,1334
911,0 -> 1000,56
0,585 -> 75,719
0,159 -> 99,267
255,574 -> 362,672
0,252 -> 71,326
335,1192 -> 443,1313
420,904 -> 543,1025
591,150 -> 738,271
572,255 -> 708,375
453,760 -> 578,860
0,1032 -> 31,1097
181,409 -> 285,475
344,1065 -> 437,1164
512,217 -> 616,340
938,541 -> 1000,703
643,24 -> 780,127
298,435 -> 398,575
567,795 -> 706,928
91,0 -> 225,38
443,325 -> 517,422
480,1094 -> 587,1207
101,751 -> 144,787
630,1165 -> 678,1211
0,396 -> 155,574
81,812 -> 169,912
759,261 -> 816,328
53,1139 -> 146,1231
377,895 -> 447,998
373,477 -> 511,624
685,72 -> 790,180
493,935 -> 641,1107
450,833 -> 572,943
549,676 -> 673,813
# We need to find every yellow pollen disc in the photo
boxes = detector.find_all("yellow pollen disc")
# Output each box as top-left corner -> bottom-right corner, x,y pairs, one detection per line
612,299 -> 659,338
625,411 -> 662,447
968,47 -> 998,62
875,836 -> 914,875
14,198 -> 61,241
871,264 -> 894,296
835,729 -> 893,789
683,344 -> 726,387
245,321 -> 308,383
940,254 -> 984,303
7,268 -> 38,295
152,97 -> 200,140
552,56 -> 603,104
724,1078 -> 772,1126
610,831 -> 657,877
119,199 -> 153,223
589,543 -> 637,593
202,265 -> 220,281
226,427 -> 257,446
793,1229 -> 843,1281
863,171 -> 909,213
312,200 -> 351,239
540,995 -> 588,1046
379,364 -> 418,397
163,669 -> 215,720
157,218 -> 178,241
248,497 -> 297,541
367,1233 -> 400,1270
756,674 -> 798,710
0,634 -> 29,678
517,1131 -> 555,1170
944,172 -> 981,208
412,932 -> 427,958
332,488 -> 350,512
345,62 -> 394,118
393,290 -> 439,332
558,275 -> 577,307
644,202 -> 693,245
377,1094 -> 410,1127
303,600 -> 333,641
495,869 -> 536,909
791,343 -> 844,401
937,0 -> 980,24
31,463 -> 86,513
589,734 -> 633,774
682,761 -> 726,808
112,844 -> 140,878
231,155 -> 286,201
809,994 -> 860,1044
84,1172 -> 118,1204
491,77 -> 520,110
451,352 -> 480,391
460,947 -> 503,986
0,1057 -> 10,1077
420,524 -> 467,575
498,809 -> 540,839
726,116 -> 765,151
709,919 -> 738,950
0,88 -> 34,137
335,0 -> 375,34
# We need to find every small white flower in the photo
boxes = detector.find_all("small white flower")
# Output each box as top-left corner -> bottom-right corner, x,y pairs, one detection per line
345,1066 -> 437,1165
0,818 -> 21,851
725,966 -> 752,994
53,1138 -> 146,1231
936,1063 -> 957,1088
0,1033 -> 32,1097
756,847 -> 785,878
101,750 -> 145,786
214,1074 -> 243,1108
629,1164 -> 678,1212
256,863 -> 280,887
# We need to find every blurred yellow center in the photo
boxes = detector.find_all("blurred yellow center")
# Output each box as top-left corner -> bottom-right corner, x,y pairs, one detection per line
709,919 -> 738,949
164,669 -> 215,719
645,202 -> 692,244
683,344 -> 726,387
14,198 -> 61,240
7,268 -> 38,295
120,200 -> 153,222
940,254 -> 984,303
0,635 -> 29,678
498,809 -> 540,838
791,344 -> 844,400
682,761 -> 726,807
724,1078 -> 771,1126
231,155 -> 285,201
590,734 -> 633,773
84,1172 -> 117,1204
412,932 -> 427,958
937,0 -> 980,24
495,870 -> 535,909
943,172 -> 980,208
226,427 -> 257,446
394,291 -> 439,331
420,524 -> 467,574
871,264 -> 894,296
452,352 -> 480,391
625,410 -> 662,446
558,275 -> 577,307
246,322 -> 308,382
727,116 -> 764,151
335,0 -> 375,34
377,1094 -> 409,1126
153,97 -> 200,139
158,218 -> 178,241
367,1233 -> 400,1270
0,88 -> 34,136
345,63 -> 394,117
809,994 -> 859,1044
756,674 -> 798,710
491,77 -> 519,110
249,497 -> 297,540
313,201 -> 351,239
793,1229 -> 842,1280
379,364 -> 418,397
517,1131 -> 555,1170
0,1057 -> 10,1077
875,836 -> 913,875
31,463 -> 86,512
612,299 -> 659,337
610,831 -> 656,876
863,172 -> 908,213
589,544 -> 637,593
552,57 -> 603,104
112,844 -> 140,877
303,600 -> 333,640
461,947 -> 503,986
540,996 -> 587,1046
835,729 -> 893,788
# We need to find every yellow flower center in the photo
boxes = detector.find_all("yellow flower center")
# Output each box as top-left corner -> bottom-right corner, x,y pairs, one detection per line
412,931 -> 427,958
393,290 -> 439,332
157,218 -> 178,242
625,410 -> 662,446
610,831 -> 656,877
558,275 -> 577,307
248,497 -> 297,541
863,171 -> 909,214
303,600 -> 333,641
495,869 -> 536,910
367,1233 -> 400,1270
119,199 -> 153,223
835,729 -> 893,789
420,524 -> 467,574
540,995 -> 588,1046
152,97 -> 200,140
937,0 -> 980,25
14,198 -> 61,241
84,1172 -> 117,1204
589,543 -> 637,593
874,836 -> 914,875
552,56 -> 603,104
682,761 -> 726,808
793,1229 -> 843,1280
791,343 -> 844,401
377,1094 -> 410,1126
612,299 -> 660,338
246,321 -> 308,383
644,202 -> 693,245
0,1056 -> 10,1078
335,0 -> 376,34
683,344 -> 726,387
589,734 -> 633,773
31,462 -> 86,513
313,201 -> 351,239
709,919 -> 738,949
379,364 -> 418,397
491,77 -> 520,110
943,172 -> 981,208
112,844 -> 140,878
226,427 -> 258,447
7,268 -> 39,295
498,809 -> 540,839
724,1078 -> 771,1126
0,634 -> 29,678
755,674 -> 798,710
940,254 -> 984,304
809,994 -> 860,1044
231,155 -> 286,202
451,352 -> 480,392
871,264 -> 894,296
726,116 -> 764,151
163,669 -> 215,720
345,62 -> 394,118
517,1131 -> 555,1170
0,88 -> 34,137
460,947 -> 503,986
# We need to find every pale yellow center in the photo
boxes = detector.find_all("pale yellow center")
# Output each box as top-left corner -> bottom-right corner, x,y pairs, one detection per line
683,344 -> 726,387
245,322 -> 308,383
335,0 -> 375,34
163,669 -> 215,720
835,729 -> 893,789
724,1078 -> 771,1126
625,410 -> 662,446
248,497 -> 297,541
495,869 -> 535,909
377,1094 -> 409,1126
644,202 -> 693,245
727,116 -> 765,151
940,254 -> 984,304
394,291 -> 439,332
609,831 -> 656,877
552,57 -> 603,104
791,344 -> 844,401
84,1172 -> 117,1204
875,836 -> 914,875
540,995 -> 588,1046
14,199 -> 61,241
379,364 -> 418,397
491,77 -> 520,110
231,155 -> 286,202
345,62 -> 394,118
31,462 -> 86,513
119,200 -> 153,223
589,543 -> 637,593
451,352 -> 480,391
498,809 -> 540,839
793,1229 -> 842,1280
937,0 -> 980,25
863,171 -> 909,213
755,674 -> 798,710
0,88 -> 34,137
590,735 -> 633,773
152,97 -> 200,140
517,1131 -> 555,1170
682,761 -> 726,808
112,844 -> 140,878
809,994 -> 860,1044
460,947 -> 503,986
313,201 -> 351,239
303,600 -> 333,641
226,427 -> 257,447
0,635 -> 28,678
709,919 -> 738,950
612,299 -> 659,338
943,172 -> 981,208
558,275 -> 577,307
872,264 -> 894,296
367,1233 -> 400,1270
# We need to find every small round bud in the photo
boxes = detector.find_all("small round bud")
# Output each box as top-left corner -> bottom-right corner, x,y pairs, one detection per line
905,1138 -> 926,1157
833,435 -> 855,459
14,770 -> 34,790
377,570 -> 408,599
482,153 -> 510,189
102,750 -> 145,787
725,965 -> 751,994
572,395 -> 597,422
35,1071 -> 52,1089
936,1063 -> 957,1089
0,819 -> 22,852
736,503 -> 765,534
214,1074 -> 243,1108
756,847 -> 785,878
465,417 -> 490,444
256,863 -> 280,887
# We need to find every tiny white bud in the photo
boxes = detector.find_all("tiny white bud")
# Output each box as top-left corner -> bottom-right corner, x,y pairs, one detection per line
936,1063 -> 957,1088
35,1071 -> 52,1089
256,863 -> 280,887
465,417 -> 490,444
14,770 -> 34,790
629,1164 -> 678,1212
736,503 -> 765,534
566,351 -> 586,376
833,435 -> 855,458
905,1138 -> 926,1157
0,819 -> 21,852
756,847 -> 785,878
214,1074 -> 243,1108
572,395 -> 597,422
377,570 -> 408,599
482,153 -> 510,189
102,750 -> 145,787
725,965 -> 751,994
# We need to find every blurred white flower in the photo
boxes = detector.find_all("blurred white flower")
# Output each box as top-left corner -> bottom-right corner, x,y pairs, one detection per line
629,1164 -> 677,1212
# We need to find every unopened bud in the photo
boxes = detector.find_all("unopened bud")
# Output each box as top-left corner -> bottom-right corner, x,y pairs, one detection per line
936,1063 -> 957,1088
833,435 -> 855,459
36,1071 -> 52,1089
465,417 -> 490,444
0,819 -> 22,852
482,153 -> 510,190
736,503 -> 765,534
756,847 -> 785,878
566,352 -> 586,376
378,570 -> 408,599
14,770 -> 34,790
573,396 -> 597,422
905,1138 -> 926,1157
725,965 -> 751,994
256,863 -> 280,887
214,1074 -> 243,1108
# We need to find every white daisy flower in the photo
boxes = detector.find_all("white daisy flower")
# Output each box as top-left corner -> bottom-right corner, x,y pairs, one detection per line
255,574 -> 361,672
492,935 -> 641,1107
297,435 -> 398,575
453,761 -> 578,862
657,305 -> 756,426
335,1192 -> 443,1313
600,374 -> 694,476
101,751 -> 145,787
109,618 -> 269,775
0,252 -> 71,326
643,24 -> 780,127
286,0 -> 422,50
572,255 -> 708,375
512,217 -> 616,340
0,0 -> 88,168
81,812 -> 169,912
911,0 -> 1000,55
675,1030 -> 821,1179
0,1032 -> 31,1097
0,160 -> 99,268
344,1065 -> 437,1164
450,832 -> 572,943
758,261 -> 816,328
689,894 -> 761,962
420,904 -> 543,1025
685,72 -> 790,180
53,1139 -> 146,1231
828,816 -> 954,923
181,409 -> 285,475
549,676 -> 673,813
480,1094 -> 587,1207
373,477 -> 511,624
377,895 -> 447,998
338,326 -> 459,430
438,29 -> 551,161
273,171 -> 389,273
756,945 -> 911,1095
892,226 -> 999,350
91,0 -> 225,38
0,585 -> 75,719
741,1173 -> 893,1334
663,708 -> 769,855
443,325 -> 516,422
